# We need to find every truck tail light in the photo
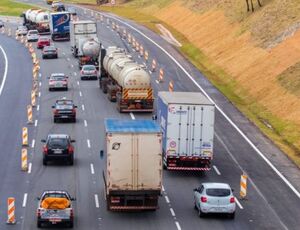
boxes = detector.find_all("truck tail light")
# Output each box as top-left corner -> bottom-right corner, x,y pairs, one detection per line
111,197 -> 120,203
72,109 -> 76,114
70,209 -> 74,218
200,196 -> 207,203
230,197 -> 235,203
43,146 -> 48,154
36,209 -> 41,217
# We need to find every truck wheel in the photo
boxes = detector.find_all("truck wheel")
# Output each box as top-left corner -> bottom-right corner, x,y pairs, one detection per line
37,221 -> 41,228
68,221 -> 73,228
198,209 -> 205,218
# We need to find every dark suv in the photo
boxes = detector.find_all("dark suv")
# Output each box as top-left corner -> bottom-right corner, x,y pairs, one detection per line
41,134 -> 75,165
52,99 -> 77,123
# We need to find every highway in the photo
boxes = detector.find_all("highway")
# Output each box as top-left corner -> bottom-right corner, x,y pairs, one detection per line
0,1 -> 299,229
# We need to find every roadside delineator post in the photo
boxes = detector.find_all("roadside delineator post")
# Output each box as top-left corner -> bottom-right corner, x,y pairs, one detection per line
139,45 -> 144,57
8,28 -> 11,37
21,148 -> 28,171
27,105 -> 33,124
31,90 -> 36,107
132,40 -> 136,49
151,59 -> 157,72
91,11 -> 94,17
240,173 -> 248,199
122,29 -> 126,39
144,50 -> 149,62
6,197 -> 16,224
112,22 -> 115,30
158,68 -> 164,82
135,41 -> 140,52
128,34 -> 132,44
169,81 -> 174,92
22,127 -> 28,146
33,80 -> 38,95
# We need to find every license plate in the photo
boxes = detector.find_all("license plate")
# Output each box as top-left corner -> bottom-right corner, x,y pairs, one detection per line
135,100 -> 141,102
61,116 -> 68,118
50,218 -> 61,223
54,149 -> 62,154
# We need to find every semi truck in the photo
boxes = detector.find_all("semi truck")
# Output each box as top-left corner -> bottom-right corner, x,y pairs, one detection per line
49,12 -> 71,41
78,37 -> 101,69
70,20 -> 97,57
157,91 -> 215,171
99,46 -> 154,112
22,9 -> 50,34
103,119 -> 162,211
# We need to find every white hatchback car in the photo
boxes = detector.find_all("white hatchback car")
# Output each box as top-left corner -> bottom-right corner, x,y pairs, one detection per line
27,29 -> 39,42
193,183 -> 236,218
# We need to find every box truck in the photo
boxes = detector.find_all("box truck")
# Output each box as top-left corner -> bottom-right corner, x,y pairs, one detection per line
157,92 -> 215,171
49,12 -> 70,41
103,119 -> 162,211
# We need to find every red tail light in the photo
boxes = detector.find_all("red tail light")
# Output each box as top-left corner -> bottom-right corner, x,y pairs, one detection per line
230,197 -> 235,203
68,145 -> 74,154
200,196 -> 207,203
72,108 -> 76,114
54,109 -> 59,115
70,209 -> 74,218
36,209 -> 41,217
43,145 -> 48,154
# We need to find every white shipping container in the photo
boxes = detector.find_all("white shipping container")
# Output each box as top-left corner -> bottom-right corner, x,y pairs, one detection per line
158,92 -> 215,159
105,119 -> 162,193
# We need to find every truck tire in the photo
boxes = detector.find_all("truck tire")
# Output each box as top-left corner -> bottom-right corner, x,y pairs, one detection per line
198,208 -> 205,218
68,221 -> 73,228
37,220 -> 41,228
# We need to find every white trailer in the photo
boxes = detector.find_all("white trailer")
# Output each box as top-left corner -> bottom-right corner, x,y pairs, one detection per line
157,91 -> 215,171
103,119 -> 162,211
70,20 -> 97,57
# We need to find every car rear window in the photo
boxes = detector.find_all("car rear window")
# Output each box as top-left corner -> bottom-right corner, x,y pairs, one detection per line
206,188 -> 231,197
57,100 -> 72,105
52,76 -> 65,80
48,138 -> 69,148
44,193 -> 68,199
29,31 -> 38,34
83,66 -> 96,71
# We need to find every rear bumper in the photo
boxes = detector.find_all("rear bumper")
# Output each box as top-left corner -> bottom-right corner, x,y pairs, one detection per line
54,114 -> 75,119
81,75 -> 97,80
44,154 -> 72,161
38,217 -> 73,225
200,204 -> 236,214
165,156 -> 211,171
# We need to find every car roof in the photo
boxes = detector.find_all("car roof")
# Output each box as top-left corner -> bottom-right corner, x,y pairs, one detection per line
202,183 -> 231,189
48,134 -> 70,138
51,73 -> 65,76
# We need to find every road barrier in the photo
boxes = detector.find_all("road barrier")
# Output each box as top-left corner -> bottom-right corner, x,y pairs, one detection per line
169,81 -> 174,92
100,15 -> 104,22
240,173 -> 248,199
144,50 -> 149,62
112,22 -> 115,30
132,39 -> 136,49
139,45 -> 144,57
21,148 -> 28,171
33,80 -> 38,95
116,24 -> 119,33
135,41 -> 140,51
158,68 -> 164,82
122,29 -> 126,39
6,197 -> 16,224
8,28 -> 11,37
27,105 -> 33,124
151,59 -> 157,72
22,127 -> 28,146
31,90 -> 36,107
128,34 -> 132,44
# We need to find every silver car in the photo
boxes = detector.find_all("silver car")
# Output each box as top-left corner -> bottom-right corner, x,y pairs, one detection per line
27,29 -> 39,42
80,65 -> 98,80
48,73 -> 68,91
193,183 -> 236,218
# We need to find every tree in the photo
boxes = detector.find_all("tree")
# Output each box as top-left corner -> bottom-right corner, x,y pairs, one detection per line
246,0 -> 262,12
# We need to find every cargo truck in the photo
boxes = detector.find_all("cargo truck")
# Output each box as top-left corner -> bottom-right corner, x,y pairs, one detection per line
103,119 -> 162,211
49,12 -> 70,41
99,46 -> 154,112
78,37 -> 100,69
70,20 -> 97,57
157,92 -> 215,171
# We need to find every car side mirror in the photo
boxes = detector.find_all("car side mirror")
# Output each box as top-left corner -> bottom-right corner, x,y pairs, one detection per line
71,140 -> 76,143
41,139 -> 46,143
51,105 -> 55,108
100,150 -> 104,159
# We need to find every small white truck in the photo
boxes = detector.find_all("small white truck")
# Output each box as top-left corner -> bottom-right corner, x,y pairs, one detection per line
157,91 -> 215,171
36,190 -> 75,228
103,119 -> 162,211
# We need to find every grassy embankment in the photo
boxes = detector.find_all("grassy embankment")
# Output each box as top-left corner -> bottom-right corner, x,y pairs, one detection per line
0,0 -> 32,16
70,0 -> 300,167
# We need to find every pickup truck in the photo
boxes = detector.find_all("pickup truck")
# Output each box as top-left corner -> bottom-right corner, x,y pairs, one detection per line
36,190 -> 75,228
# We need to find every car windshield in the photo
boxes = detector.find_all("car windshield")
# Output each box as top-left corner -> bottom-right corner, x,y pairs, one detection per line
83,66 -> 96,71
44,193 -> 68,199
48,137 -> 69,148
206,188 -> 231,197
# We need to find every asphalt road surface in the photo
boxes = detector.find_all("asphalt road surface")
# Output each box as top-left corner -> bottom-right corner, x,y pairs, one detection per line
0,1 -> 299,229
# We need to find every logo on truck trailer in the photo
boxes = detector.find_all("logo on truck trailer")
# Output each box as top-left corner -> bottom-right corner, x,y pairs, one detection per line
112,142 -> 121,150
55,14 -> 70,27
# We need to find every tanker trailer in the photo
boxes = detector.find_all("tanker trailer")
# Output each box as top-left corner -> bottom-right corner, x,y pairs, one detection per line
78,38 -> 101,69
34,11 -> 50,34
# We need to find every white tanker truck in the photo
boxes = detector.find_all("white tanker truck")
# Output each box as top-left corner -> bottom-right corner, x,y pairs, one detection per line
99,46 -> 154,113
78,38 -> 101,69
22,9 -> 50,34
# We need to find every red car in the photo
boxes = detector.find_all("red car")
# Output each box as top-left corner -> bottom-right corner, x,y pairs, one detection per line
37,37 -> 51,49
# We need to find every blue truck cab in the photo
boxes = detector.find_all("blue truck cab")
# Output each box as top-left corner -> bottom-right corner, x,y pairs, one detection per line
50,12 -> 70,41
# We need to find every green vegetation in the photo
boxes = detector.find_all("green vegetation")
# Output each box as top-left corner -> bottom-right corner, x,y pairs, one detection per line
0,0 -> 32,16
278,62 -> 300,97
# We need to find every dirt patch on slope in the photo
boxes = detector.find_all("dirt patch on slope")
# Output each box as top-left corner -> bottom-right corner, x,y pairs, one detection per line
155,1 -> 300,135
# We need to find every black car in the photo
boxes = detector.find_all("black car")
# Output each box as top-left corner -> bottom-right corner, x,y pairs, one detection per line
52,99 -> 77,123
42,45 -> 58,59
41,134 -> 75,165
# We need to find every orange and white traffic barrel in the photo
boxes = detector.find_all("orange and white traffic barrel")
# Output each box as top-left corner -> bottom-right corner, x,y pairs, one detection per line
122,29 -> 126,39
135,41 -> 140,52
144,50 -> 149,62
6,197 -> 16,224
151,59 -> 157,72
31,90 -> 36,107
169,81 -> 174,92
158,68 -> 164,82
128,34 -> 132,44
240,173 -> 248,199
22,127 -> 28,146
7,28 -> 11,37
21,148 -> 28,171
139,45 -> 144,57
27,105 -> 33,124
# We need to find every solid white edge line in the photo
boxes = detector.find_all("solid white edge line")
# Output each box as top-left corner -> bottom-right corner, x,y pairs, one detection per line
0,46 -> 8,97
213,165 -> 221,176
34,119 -> 38,127
165,196 -> 170,203
130,112 -> 135,120
94,194 -> 99,208
235,197 -> 243,209
175,221 -> 181,230
87,139 -> 91,148
22,193 -> 28,207
28,163 -> 32,174
31,139 -> 35,148
98,11 -> 300,199
90,163 -> 95,174
84,120 -> 87,127
170,208 -> 175,217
